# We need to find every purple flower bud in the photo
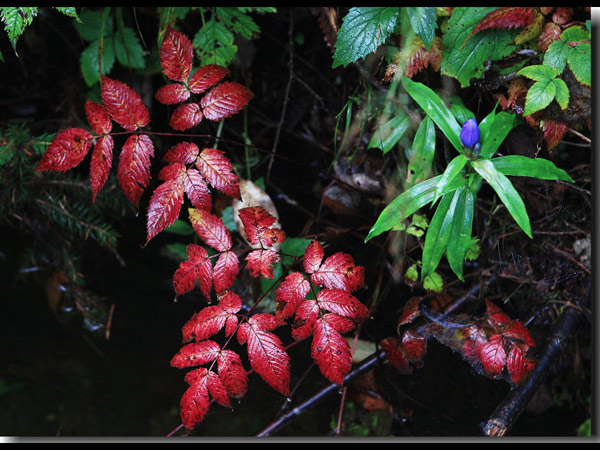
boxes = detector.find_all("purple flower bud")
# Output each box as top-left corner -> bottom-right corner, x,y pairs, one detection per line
460,118 -> 480,148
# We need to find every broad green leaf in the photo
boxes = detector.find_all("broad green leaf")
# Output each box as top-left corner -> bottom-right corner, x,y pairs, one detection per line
368,112 -> 411,154
567,42 -> 591,86
405,7 -> 437,51
448,96 -> 476,124
479,109 -> 517,159
365,173 -> 466,242
490,155 -> 573,182
401,76 -> 463,154
423,271 -> 443,293
80,39 -> 115,86
544,40 -> 569,73
446,186 -> 475,281
216,7 -> 260,40
404,264 -> 419,284
421,189 -> 461,280
441,7 -> 518,87
522,79 -> 556,116
433,154 -> 468,204
114,26 -> 146,69
193,18 -> 237,67
406,117 -> 436,188
0,7 -> 38,54
517,64 -> 557,82
561,25 -> 590,43
553,78 -> 570,110
332,7 -> 399,68
74,9 -> 113,42
471,159 -> 532,238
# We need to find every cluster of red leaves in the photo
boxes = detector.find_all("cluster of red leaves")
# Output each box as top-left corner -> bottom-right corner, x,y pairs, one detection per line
171,207 -> 369,430
381,298 -> 536,385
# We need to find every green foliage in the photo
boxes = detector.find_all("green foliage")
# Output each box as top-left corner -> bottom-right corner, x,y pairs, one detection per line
544,25 -> 591,86
405,7 -> 437,51
517,65 -> 569,115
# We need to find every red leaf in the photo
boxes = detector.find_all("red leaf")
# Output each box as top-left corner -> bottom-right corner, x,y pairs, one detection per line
189,64 -> 229,94
117,134 -> 154,206
303,239 -> 324,274
217,349 -> 247,399
90,135 -> 114,203
160,27 -> 194,83
101,77 -> 150,132
180,368 -> 210,430
84,100 -> 112,135
291,298 -> 320,341
397,297 -> 422,326
155,83 -> 191,105
246,249 -> 280,279
169,102 -> 204,131
480,334 -> 507,378
380,338 -> 412,374
182,291 -> 242,342
212,251 -> 239,294
485,299 -> 512,330
506,345 -> 536,384
170,339 -> 220,369
163,141 -> 200,164
239,314 -> 290,396
275,272 -> 310,319
173,244 -> 213,300
146,165 -> 186,243
542,119 -> 568,151
184,168 -> 212,211
463,7 -> 537,47
196,148 -> 241,199
538,21 -> 562,52
405,35 -> 443,78
316,288 -> 369,323
311,313 -> 352,385
401,330 -> 427,363
311,252 -> 365,292
200,81 -> 253,122
502,319 -> 536,350
36,128 -> 93,173
206,370 -> 231,408
238,206 -> 286,249
188,208 -> 232,252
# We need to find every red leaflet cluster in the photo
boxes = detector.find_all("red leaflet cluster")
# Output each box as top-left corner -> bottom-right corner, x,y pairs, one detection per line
156,27 -> 253,131
382,298 -> 537,385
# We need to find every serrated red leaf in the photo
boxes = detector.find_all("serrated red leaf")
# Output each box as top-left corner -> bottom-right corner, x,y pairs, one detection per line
180,368 -> 210,430
160,27 -> 194,83
463,7 -> 537,47
169,102 -> 204,131
239,314 -> 290,396
380,337 -> 412,374
188,208 -> 232,252
189,64 -> 229,94
506,345 -> 536,384
213,251 -> 239,294
542,118 -> 568,151
312,314 -> 352,385
311,252 -> 365,293
552,7 -> 573,26
163,141 -> 200,164
173,243 -> 213,299
170,339 -> 220,369
200,81 -> 253,122
217,349 -> 247,399
196,148 -> 241,199
303,239 -> 324,274
206,370 -> 231,408
401,330 -> 427,363
316,288 -> 369,323
238,206 -> 286,249
184,168 -> 212,211
155,83 -> 191,105
158,162 -> 186,182
480,334 -> 507,378
84,100 -> 112,135
291,298 -> 320,341
182,291 -> 242,342
405,35 -> 443,78
398,297 -> 422,326
275,272 -> 310,319
117,134 -> 154,206
89,135 -> 114,203
146,167 -> 185,243
502,319 -> 536,350
485,299 -> 512,330
246,249 -> 280,279
101,77 -> 150,132
36,128 -> 93,173
538,21 -> 562,52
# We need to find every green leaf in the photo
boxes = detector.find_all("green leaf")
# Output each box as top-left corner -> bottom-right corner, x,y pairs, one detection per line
465,236 -> 480,261
448,96 -> 476,125
478,109 -> 517,159
0,7 -> 38,54
446,186 -> 474,281
405,7 -> 437,51
401,76 -> 463,154
332,7 -> 399,68
518,64 -> 558,82
423,271 -> 443,293
80,39 -> 115,86
281,237 -> 312,266
74,10 -> 113,42
53,7 -> 81,23
471,159 -> 532,238
441,7 -> 518,87
193,18 -> 237,67
543,40 -> 569,73
552,77 -> 570,110
406,117 -> 436,188
522,79 -> 556,116
490,155 -> 573,182
421,189 -> 461,280
217,7 -> 260,40
433,154 -> 469,205
404,264 -> 419,284
560,25 -> 590,43
114,26 -> 146,69
164,219 -> 195,236
567,42 -> 591,87
367,111 -> 411,154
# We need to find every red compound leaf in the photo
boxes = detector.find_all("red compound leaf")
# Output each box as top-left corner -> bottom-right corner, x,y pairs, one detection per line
89,135 -> 114,203
315,288 -> 369,323
183,168 -> 212,211
275,272 -> 310,319
169,102 -> 203,131
101,77 -> 150,132
380,337 -> 412,374
238,206 -> 286,249
173,243 -> 213,300
212,251 -> 239,295
155,83 -> 191,105
238,314 -> 290,396
160,26 -> 194,83
182,291 -> 242,342
205,369 -> 231,408
480,334 -> 507,378
246,249 -> 280,279
146,163 -> 186,243
217,349 -> 248,399
36,128 -> 93,173
485,299 -> 513,330
117,134 -> 154,207
196,148 -> 241,200
170,339 -> 220,369
303,239 -> 324,274
189,64 -> 229,94
180,368 -> 210,431
163,141 -> 200,165
200,81 -> 253,122
189,208 -> 232,252
311,252 -> 365,293
311,313 -> 353,385
463,7 -> 537,47
84,100 -> 112,135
